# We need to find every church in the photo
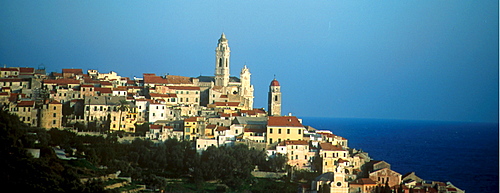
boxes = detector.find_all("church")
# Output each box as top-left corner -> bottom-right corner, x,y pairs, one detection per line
196,33 -> 254,110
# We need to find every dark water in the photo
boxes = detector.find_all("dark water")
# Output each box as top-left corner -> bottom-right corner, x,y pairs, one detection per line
301,117 -> 499,193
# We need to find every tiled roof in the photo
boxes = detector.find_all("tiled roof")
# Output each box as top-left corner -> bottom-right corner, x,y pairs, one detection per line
168,86 -> 200,90
143,74 -> 169,84
349,178 -> 377,185
206,125 -> 217,129
49,100 -> 62,104
267,116 -> 303,127
319,142 -> 345,151
43,79 -> 80,85
100,81 -> 112,85
17,100 -> 35,107
0,68 -> 18,71
150,124 -> 162,129
215,126 -> 229,131
19,67 -> 34,73
95,87 -> 112,93
283,140 -> 309,146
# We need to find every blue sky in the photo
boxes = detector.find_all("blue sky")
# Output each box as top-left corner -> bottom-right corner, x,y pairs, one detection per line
1,1 -> 498,122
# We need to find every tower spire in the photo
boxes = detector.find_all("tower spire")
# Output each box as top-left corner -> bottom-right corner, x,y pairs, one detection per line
268,78 -> 281,116
215,33 -> 230,87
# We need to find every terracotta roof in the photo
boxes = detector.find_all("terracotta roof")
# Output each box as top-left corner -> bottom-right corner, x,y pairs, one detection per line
49,100 -> 61,104
0,68 -> 18,71
113,87 -> 127,91
283,140 -> 309,146
17,100 -> 35,107
43,79 -> 80,85
270,79 -> 280,86
168,86 -> 200,90
143,74 -> 169,84
0,92 -> 8,96
95,87 -> 112,93
206,125 -> 217,129
319,142 -> 345,151
219,112 -> 240,117
184,117 -> 200,122
267,116 -> 303,127
100,81 -> 112,85
150,124 -> 162,129
349,178 -> 377,185
215,126 -> 229,131
338,158 -> 349,163
19,67 -> 34,73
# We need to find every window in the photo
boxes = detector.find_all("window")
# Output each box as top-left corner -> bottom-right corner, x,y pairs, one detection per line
269,128 -> 273,134
53,120 -> 56,124
295,155 -> 298,159
278,129 -> 281,134
53,113 -> 56,117
53,106 -> 56,110
269,138 -> 273,144
298,129 -> 301,134
287,129 -> 290,134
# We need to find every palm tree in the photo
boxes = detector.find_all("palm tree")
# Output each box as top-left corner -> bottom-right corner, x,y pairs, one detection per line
117,100 -> 130,132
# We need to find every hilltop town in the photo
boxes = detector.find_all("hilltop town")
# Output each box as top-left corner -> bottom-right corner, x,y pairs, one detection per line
1,34 -> 464,193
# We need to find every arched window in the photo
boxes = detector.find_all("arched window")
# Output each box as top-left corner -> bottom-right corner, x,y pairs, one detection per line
275,95 -> 278,101
219,58 -> 222,67
226,58 -> 228,67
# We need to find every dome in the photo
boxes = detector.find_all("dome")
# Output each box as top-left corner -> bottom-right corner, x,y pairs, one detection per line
270,79 -> 280,86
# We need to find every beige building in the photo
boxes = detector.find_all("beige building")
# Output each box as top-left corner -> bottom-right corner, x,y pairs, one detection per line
11,100 -> 38,127
276,140 -> 312,170
266,116 -> 305,145
369,168 -> 402,187
39,100 -> 63,129
349,178 -> 378,193
319,142 -> 349,174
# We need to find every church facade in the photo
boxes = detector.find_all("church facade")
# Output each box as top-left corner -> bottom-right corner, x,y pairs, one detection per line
196,33 -> 254,110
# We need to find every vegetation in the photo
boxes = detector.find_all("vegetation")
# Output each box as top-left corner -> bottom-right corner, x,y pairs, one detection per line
0,109 -> 302,192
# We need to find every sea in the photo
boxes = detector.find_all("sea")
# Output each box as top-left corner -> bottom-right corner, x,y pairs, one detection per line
301,117 -> 499,193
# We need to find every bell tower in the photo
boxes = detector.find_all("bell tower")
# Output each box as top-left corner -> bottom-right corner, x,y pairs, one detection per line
268,78 -> 281,116
240,65 -> 254,109
215,33 -> 230,87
